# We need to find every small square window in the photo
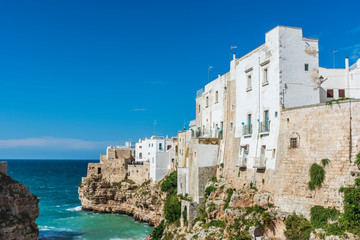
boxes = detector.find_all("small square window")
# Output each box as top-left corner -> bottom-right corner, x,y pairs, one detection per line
327,89 -> 334,98
290,138 -> 298,149
305,64 -> 309,71
339,89 -> 345,98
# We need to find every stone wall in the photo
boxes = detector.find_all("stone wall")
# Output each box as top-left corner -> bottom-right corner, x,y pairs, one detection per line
228,100 -> 360,216
127,162 -> 150,185
0,161 -> 8,176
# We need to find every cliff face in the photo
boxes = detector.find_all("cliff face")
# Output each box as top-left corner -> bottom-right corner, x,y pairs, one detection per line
0,173 -> 39,240
78,174 -> 166,226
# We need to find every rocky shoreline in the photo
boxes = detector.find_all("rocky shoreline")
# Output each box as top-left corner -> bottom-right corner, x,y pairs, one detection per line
0,172 -> 39,240
78,174 -> 166,226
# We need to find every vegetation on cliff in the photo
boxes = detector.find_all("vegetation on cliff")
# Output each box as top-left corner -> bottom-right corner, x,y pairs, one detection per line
286,171 -> 360,239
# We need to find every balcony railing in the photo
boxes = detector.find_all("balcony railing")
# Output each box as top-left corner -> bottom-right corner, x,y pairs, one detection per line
259,120 -> 270,133
242,124 -> 252,136
191,130 -> 223,139
237,156 -> 247,169
253,157 -> 266,170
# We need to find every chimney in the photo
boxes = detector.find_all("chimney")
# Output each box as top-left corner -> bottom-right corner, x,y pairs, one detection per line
233,53 -> 236,60
345,57 -> 349,70
218,73 -> 221,78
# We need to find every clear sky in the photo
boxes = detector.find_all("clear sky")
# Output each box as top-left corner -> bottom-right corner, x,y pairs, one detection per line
1,0 -> 359,159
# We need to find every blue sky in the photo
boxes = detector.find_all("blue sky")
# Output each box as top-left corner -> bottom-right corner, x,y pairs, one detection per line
1,0 -> 359,159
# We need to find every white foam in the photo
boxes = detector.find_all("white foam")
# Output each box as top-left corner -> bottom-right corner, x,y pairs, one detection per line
66,206 -> 82,212
39,226 -> 72,232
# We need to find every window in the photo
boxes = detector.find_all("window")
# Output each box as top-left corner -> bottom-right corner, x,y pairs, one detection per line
198,105 -> 201,113
290,138 -> 298,149
264,110 -> 269,121
305,64 -> 309,71
327,89 -> 334,98
247,114 -> 252,124
139,153 -> 142,159
206,96 -> 209,107
215,91 -> 219,103
247,75 -> 252,90
263,68 -> 268,84
224,87 -> 227,94
149,143 -> 151,147
97,168 -> 101,174
159,143 -> 162,150
230,122 -> 233,131
272,149 -> 276,159
339,89 -> 345,98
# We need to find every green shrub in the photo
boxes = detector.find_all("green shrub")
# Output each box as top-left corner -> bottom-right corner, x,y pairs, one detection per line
161,171 -> 177,194
310,206 -> 340,228
284,213 -> 312,240
121,178 -> 135,184
151,220 -> 165,240
208,202 -> 216,212
211,176 -> 217,183
339,177 -> 360,235
204,186 -> 217,198
308,163 -> 325,190
182,210 -> 188,227
164,193 -> 181,223
112,182 -> 121,188
321,158 -> 331,167
324,223 -> 345,236
207,220 -> 225,228
355,152 -> 360,165
224,188 -> 234,210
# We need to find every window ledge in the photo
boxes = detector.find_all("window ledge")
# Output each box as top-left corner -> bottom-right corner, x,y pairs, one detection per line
243,134 -> 252,138
246,88 -> 252,92
262,81 -> 269,86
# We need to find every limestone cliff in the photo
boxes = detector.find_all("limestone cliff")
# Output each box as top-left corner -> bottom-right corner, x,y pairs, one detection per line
0,173 -> 39,240
78,174 -> 166,226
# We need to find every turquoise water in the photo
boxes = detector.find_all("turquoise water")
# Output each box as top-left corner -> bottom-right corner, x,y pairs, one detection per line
6,160 -> 153,240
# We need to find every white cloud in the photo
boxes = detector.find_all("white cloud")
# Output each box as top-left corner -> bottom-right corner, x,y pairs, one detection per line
340,44 -> 360,61
0,137 -> 116,150
350,26 -> 360,33
132,108 -> 147,111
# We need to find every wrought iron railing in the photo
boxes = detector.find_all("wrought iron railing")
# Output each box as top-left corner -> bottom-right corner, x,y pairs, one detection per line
242,124 -> 252,135
253,157 -> 266,169
191,130 -> 223,139
259,120 -> 270,133
238,156 -> 247,168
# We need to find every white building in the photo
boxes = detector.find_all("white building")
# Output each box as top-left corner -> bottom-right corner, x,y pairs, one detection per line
135,136 -> 174,182
234,26 -> 322,171
319,57 -> 360,101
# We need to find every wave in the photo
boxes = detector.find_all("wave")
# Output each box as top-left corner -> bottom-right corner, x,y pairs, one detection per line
39,226 -> 72,232
66,206 -> 82,212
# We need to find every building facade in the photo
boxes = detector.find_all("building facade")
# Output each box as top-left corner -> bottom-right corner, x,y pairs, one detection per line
135,136 -> 175,182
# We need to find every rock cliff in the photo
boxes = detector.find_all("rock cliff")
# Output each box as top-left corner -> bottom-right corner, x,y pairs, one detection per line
78,174 -> 166,226
0,173 -> 39,240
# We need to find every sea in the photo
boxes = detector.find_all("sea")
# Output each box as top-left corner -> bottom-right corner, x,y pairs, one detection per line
6,160 -> 153,240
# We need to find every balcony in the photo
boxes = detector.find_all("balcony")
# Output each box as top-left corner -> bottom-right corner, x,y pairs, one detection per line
242,124 -> 252,136
258,120 -> 270,134
253,157 -> 266,170
191,130 -> 223,139
237,156 -> 247,170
